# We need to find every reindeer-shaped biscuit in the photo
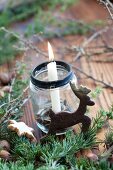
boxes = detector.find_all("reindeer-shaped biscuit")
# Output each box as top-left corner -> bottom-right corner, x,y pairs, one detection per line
47,82 -> 95,135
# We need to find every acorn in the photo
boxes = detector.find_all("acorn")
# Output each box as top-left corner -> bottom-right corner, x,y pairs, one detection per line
0,140 -> 10,151
92,145 -> 100,155
2,86 -> 12,93
86,152 -> 98,161
0,73 -> 11,85
82,149 -> 98,161
0,72 -> 16,85
0,150 -> 10,160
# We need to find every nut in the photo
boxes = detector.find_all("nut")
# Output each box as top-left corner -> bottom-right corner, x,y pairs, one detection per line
0,73 -> 11,85
0,150 -> 10,160
2,86 -> 12,93
0,140 -> 10,151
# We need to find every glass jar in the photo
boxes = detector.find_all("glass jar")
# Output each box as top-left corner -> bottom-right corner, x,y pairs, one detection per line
30,61 -> 79,134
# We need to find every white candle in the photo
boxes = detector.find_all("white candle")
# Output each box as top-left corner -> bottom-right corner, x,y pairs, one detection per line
47,42 -> 61,113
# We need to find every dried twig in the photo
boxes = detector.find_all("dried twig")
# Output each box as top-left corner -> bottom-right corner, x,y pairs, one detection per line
0,97 -> 29,125
0,86 -> 29,124
101,145 -> 113,159
66,43 -> 113,60
99,0 -> 113,20
72,65 -> 113,91
0,27 -> 48,58
8,77 -> 15,103
69,47 -> 113,58
73,28 -> 108,61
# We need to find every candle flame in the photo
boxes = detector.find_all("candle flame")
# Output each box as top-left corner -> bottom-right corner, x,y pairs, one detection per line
48,42 -> 54,61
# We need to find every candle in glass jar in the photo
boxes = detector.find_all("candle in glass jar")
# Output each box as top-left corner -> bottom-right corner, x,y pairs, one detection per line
47,42 -> 61,113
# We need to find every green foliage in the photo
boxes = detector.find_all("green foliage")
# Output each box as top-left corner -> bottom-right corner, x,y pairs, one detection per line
91,105 -> 113,132
91,105 -> 113,133
45,0 -> 79,11
0,159 -> 67,170
0,0 -> 78,27
12,137 -> 40,164
75,158 -> 113,170
105,129 -> 113,147
0,127 -> 112,169
25,10 -> 92,38
0,157 -> 112,170
0,93 -> 8,116
0,159 -> 34,170
0,29 -> 21,65
40,130 -> 96,165
0,125 -> 97,168
0,1 -> 81,64
92,112 -> 106,131
91,19 -> 106,27
5,130 -> 96,167
0,62 -> 28,127
0,2 -> 37,27
100,105 -> 113,119
90,87 -> 103,99
37,163 -> 66,170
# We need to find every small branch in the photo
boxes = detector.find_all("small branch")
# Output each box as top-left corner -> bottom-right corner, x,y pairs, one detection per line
100,0 -> 113,20
0,27 -> 48,58
101,145 -> 113,159
70,48 -> 113,58
0,97 -> 29,125
0,86 -> 29,124
72,65 -> 113,91
66,44 -> 113,59
73,28 -> 108,61
8,77 -> 15,103
0,102 -> 22,125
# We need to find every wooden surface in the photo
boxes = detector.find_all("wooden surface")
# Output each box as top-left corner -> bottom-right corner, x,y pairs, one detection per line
22,98 -> 42,141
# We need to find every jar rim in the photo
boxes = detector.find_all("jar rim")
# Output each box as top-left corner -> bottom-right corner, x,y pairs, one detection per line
30,60 -> 73,89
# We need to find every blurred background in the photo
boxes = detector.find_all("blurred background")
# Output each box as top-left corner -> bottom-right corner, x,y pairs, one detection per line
0,0 -> 108,65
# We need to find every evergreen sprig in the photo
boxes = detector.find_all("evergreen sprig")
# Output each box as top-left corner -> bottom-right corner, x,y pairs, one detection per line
0,62 -> 28,128
0,158 -> 112,170
0,113 -> 112,169
25,10 -> 92,38
90,86 -> 103,99
92,112 -> 106,131
40,130 -> 96,165
0,159 -> 34,170
12,137 -> 40,164
75,158 -> 113,170
100,105 -> 113,119
0,0 -> 78,27
2,129 -> 96,168
0,29 -> 21,65
105,129 -> 113,147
